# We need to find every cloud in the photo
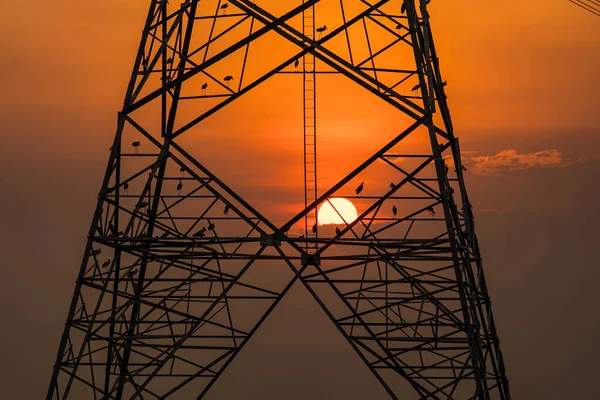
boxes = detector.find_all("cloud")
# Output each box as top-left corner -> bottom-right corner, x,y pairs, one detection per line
459,149 -> 573,176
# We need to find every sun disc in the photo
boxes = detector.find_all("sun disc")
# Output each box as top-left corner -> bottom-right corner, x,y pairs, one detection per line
317,198 -> 358,226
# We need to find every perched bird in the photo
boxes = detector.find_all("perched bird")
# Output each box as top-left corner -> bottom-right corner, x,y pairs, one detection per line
426,206 -> 435,219
396,24 -> 402,31
355,182 -> 364,196
442,81 -> 448,87
101,259 -> 111,269
141,57 -> 148,67
298,235 -> 305,239
411,84 -> 420,92
208,222 -> 215,231
294,59 -> 300,70
223,204 -> 230,215
312,223 -> 317,234
201,82 -> 208,94
335,227 -> 342,237
220,3 -> 228,14
91,249 -> 102,257
138,201 -> 149,209
180,166 -> 186,177
389,182 -> 395,190
128,269 -> 139,277
123,182 -> 129,193
194,227 -> 206,238
316,25 -> 327,38
401,0 -> 407,14
176,179 -> 183,194
224,75 -> 234,82
392,205 -> 398,218
166,56 -> 173,64
132,141 -> 141,154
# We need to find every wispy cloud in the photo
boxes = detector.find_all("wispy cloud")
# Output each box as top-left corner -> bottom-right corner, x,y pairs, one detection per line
458,149 -> 574,176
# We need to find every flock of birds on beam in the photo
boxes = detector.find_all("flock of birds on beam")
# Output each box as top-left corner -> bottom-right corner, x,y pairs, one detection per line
128,0 -> 439,239
144,0 -> 437,95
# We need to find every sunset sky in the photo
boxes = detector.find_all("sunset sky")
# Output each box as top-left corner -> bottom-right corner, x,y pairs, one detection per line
0,0 -> 599,398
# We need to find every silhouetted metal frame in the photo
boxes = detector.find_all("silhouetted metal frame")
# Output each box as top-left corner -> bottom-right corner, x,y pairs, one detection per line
47,1 -> 511,399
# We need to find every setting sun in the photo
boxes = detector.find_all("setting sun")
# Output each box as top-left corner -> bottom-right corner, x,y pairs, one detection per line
317,198 -> 359,226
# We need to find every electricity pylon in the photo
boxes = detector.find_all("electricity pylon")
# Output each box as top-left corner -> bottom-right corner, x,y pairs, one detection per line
47,1 -> 511,399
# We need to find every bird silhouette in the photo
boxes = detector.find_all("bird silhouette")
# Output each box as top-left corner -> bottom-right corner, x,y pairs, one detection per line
392,205 -> 398,218
355,182 -> 364,196
166,56 -> 173,64
335,227 -> 342,237
176,179 -> 183,194
123,182 -> 129,193
312,223 -> 317,234
299,235 -> 305,239
101,259 -> 111,269
411,84 -> 420,92
224,75 -> 234,82
220,3 -> 228,14
426,206 -> 435,219
316,25 -> 327,38
194,227 -> 206,238
208,222 -> 215,231
401,1 -> 407,14
132,141 -> 141,154
138,201 -> 149,209
396,23 -> 402,31
91,249 -> 101,257
201,82 -> 208,94
180,166 -> 186,177
294,59 -> 300,70
223,204 -> 230,215
389,182 -> 395,190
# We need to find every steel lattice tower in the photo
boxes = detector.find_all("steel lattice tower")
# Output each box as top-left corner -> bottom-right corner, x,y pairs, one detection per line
47,1 -> 510,399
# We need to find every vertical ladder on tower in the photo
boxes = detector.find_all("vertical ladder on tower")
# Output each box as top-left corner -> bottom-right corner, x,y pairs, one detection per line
303,1 -> 318,252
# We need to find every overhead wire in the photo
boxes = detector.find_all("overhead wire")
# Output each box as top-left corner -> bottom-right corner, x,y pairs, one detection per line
569,0 -> 600,17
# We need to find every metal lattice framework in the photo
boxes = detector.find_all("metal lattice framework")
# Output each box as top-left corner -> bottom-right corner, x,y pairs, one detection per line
47,1 -> 510,399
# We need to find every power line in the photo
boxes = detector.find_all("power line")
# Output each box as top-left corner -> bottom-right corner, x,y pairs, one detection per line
569,0 -> 600,17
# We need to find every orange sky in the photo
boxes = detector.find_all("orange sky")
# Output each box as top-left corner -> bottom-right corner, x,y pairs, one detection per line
0,1 -> 599,399
1,0 -> 598,217
1,0 -> 598,140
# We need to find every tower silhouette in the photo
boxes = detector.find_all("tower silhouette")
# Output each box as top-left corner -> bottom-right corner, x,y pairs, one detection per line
47,1 -> 510,399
